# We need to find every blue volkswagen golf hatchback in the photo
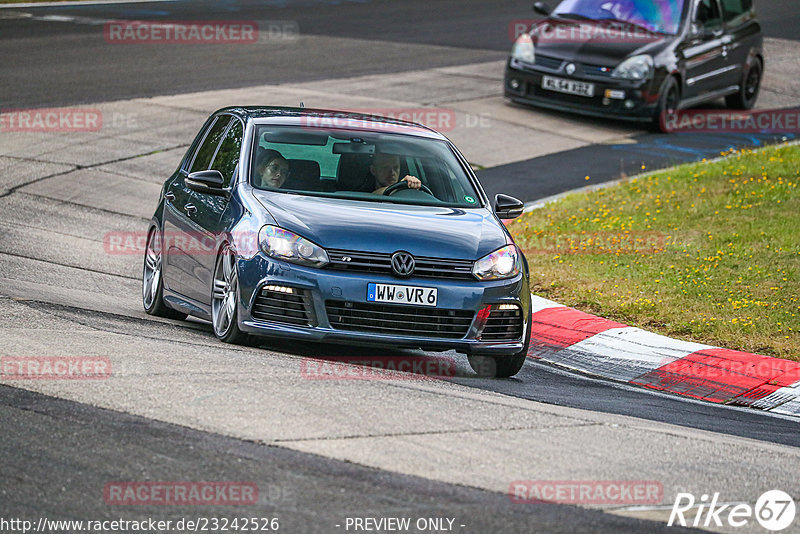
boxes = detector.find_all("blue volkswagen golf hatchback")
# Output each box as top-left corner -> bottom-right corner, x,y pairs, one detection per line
143,107 -> 531,377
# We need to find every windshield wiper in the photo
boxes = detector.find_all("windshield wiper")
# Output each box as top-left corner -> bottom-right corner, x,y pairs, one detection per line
552,13 -> 595,21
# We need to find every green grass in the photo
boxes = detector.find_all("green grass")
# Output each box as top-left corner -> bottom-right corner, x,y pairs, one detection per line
510,143 -> 800,360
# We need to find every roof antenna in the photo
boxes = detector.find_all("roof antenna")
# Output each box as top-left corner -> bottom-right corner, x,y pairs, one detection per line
299,101 -> 305,108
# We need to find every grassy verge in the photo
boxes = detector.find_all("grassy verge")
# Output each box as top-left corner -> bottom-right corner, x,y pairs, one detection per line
509,143 -> 799,361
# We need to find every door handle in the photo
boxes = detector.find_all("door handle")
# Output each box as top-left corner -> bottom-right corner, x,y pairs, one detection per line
165,191 -> 175,202
184,203 -> 197,215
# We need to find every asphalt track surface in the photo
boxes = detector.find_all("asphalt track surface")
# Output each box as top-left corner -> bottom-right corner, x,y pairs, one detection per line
2,384 -> 699,534
0,0 -> 796,109
2,1 -> 800,532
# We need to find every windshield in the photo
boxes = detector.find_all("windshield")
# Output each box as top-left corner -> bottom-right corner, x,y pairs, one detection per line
552,0 -> 686,35
250,125 -> 483,208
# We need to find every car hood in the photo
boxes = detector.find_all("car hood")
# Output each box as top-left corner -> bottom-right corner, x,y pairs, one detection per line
532,19 -> 671,65
252,191 -> 507,260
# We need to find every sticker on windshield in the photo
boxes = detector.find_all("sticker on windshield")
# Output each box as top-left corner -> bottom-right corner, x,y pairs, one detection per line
464,196 -> 476,204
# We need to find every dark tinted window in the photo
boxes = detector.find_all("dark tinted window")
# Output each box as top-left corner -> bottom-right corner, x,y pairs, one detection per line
210,119 -> 243,187
720,0 -> 752,21
189,116 -> 231,174
695,0 -> 722,27
552,0 -> 686,35
251,126 -> 482,208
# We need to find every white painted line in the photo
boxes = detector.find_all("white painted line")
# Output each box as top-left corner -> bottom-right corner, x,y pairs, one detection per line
529,294 -> 564,314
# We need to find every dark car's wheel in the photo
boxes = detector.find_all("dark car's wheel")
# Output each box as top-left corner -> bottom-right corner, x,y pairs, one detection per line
653,76 -> 680,133
143,226 -> 188,320
467,306 -> 532,378
726,57 -> 762,110
211,244 -> 250,344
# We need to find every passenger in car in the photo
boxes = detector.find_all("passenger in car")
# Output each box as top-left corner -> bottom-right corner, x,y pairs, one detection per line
254,148 -> 290,189
368,152 -> 422,194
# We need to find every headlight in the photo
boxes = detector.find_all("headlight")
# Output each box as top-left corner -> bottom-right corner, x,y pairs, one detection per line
611,54 -> 654,81
472,245 -> 520,281
511,33 -> 535,64
258,225 -> 329,267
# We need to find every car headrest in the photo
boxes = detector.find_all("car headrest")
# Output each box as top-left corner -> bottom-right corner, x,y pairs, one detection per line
336,153 -> 374,192
283,159 -> 321,191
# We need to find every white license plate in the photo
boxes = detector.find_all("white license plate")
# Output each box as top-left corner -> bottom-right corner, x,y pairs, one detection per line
542,76 -> 595,97
367,283 -> 437,307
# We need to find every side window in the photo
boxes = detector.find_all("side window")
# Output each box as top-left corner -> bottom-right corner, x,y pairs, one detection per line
210,119 -> 243,187
695,0 -> 722,28
189,116 -> 231,174
720,0 -> 752,22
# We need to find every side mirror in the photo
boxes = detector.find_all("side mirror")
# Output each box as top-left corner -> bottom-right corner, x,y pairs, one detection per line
494,194 -> 524,220
690,22 -> 721,41
533,1 -> 551,16
186,170 -> 227,196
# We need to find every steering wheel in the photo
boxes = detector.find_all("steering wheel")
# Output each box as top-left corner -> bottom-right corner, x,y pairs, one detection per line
383,180 -> 434,197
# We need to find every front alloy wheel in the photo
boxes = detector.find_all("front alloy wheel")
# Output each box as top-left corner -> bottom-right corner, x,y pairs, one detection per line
142,227 -> 187,320
211,245 -> 249,344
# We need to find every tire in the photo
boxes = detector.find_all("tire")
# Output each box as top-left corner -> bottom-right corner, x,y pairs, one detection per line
142,226 -> 188,320
726,57 -> 762,110
467,305 -> 532,378
211,244 -> 250,345
652,76 -> 680,133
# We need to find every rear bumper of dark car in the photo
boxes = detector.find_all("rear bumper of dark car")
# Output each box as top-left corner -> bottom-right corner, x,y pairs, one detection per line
504,58 -> 660,122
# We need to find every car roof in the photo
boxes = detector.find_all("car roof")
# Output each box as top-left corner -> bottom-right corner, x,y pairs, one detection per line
214,106 -> 449,140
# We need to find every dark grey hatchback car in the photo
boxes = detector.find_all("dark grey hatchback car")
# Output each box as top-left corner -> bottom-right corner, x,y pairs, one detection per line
505,0 -> 763,127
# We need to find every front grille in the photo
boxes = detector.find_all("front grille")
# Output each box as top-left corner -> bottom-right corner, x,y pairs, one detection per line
535,54 -> 563,70
480,306 -> 524,341
326,300 -> 474,338
326,249 -> 475,281
252,286 -> 315,326
582,63 -> 614,78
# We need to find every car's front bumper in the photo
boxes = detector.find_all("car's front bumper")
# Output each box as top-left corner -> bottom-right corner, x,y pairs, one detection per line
236,253 -> 530,356
504,58 -> 659,122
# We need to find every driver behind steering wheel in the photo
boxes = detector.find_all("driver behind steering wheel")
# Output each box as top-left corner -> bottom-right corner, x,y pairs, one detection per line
369,152 -> 422,195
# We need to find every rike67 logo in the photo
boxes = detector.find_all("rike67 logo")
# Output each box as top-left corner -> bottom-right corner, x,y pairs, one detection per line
669,490 -> 796,531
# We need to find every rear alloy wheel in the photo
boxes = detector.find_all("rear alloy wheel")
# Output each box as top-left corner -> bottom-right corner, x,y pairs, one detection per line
653,76 -> 680,133
211,245 -> 250,344
467,306 -> 531,378
142,227 -> 188,320
726,57 -> 762,110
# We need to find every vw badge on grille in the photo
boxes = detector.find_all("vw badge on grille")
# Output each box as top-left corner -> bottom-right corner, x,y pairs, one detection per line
566,63 -> 576,75
391,251 -> 415,277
